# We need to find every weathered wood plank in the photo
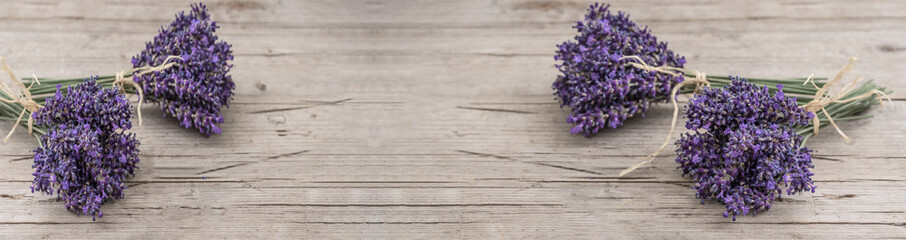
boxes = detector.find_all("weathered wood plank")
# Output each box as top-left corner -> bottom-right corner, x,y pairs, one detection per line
0,0 -> 903,239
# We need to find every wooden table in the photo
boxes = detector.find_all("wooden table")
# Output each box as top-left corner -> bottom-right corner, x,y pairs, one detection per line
1,1 -> 903,238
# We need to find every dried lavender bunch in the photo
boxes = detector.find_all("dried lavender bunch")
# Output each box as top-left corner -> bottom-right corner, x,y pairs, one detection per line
31,124 -> 139,220
22,2 -> 234,137
28,79 -> 140,221
676,78 -> 815,220
553,3 -> 686,136
558,4 -> 892,187
1,61 -> 142,220
130,2 -> 234,136
553,3 -> 837,137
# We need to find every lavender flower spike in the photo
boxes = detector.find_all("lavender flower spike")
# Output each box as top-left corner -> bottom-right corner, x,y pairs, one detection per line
132,2 -> 235,136
31,79 -> 140,221
33,77 -> 133,132
676,78 -> 815,220
553,3 -> 686,136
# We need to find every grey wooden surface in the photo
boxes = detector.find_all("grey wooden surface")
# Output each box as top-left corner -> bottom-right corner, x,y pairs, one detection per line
0,0 -> 904,239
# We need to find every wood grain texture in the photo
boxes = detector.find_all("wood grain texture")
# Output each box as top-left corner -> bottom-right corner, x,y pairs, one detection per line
0,0 -> 904,239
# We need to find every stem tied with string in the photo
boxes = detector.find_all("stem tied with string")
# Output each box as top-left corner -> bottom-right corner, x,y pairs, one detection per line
619,56 -> 891,177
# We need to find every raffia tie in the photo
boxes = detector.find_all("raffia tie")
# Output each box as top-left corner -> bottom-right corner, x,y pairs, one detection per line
801,57 -> 891,143
0,57 -> 43,143
617,56 -> 709,177
112,55 -> 183,126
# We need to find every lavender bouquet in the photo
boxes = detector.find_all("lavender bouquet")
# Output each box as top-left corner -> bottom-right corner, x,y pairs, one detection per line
0,2 -> 230,221
553,3 -> 688,136
677,73 -> 887,220
554,3 -> 845,137
554,3 -> 888,164
0,60 -> 139,220
676,79 -> 816,221
555,3 -> 890,219
23,3 -> 234,136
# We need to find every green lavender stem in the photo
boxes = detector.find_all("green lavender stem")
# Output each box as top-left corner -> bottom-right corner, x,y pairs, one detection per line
23,74 -> 140,100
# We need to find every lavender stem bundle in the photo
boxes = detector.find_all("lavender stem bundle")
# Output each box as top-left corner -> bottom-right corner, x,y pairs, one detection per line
0,1 -> 232,221
554,3 -> 891,220
618,57 -> 890,176
553,3 -> 835,137
675,70 -> 888,220
0,59 -> 43,142
552,3 -> 888,168
0,60 -> 140,221
22,3 -> 234,137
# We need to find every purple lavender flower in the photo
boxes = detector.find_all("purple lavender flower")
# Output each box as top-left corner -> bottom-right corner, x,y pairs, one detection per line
30,79 -> 140,221
675,78 -> 815,220
683,76 -> 812,133
31,125 -> 139,220
33,76 -> 133,132
553,3 -> 686,136
131,3 -> 234,136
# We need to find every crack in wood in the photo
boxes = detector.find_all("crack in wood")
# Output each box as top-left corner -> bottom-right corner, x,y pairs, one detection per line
473,53 -> 549,58
721,221 -> 906,227
125,179 -> 247,184
857,211 -> 905,214
812,155 -> 844,162
0,222 -> 115,225
822,193 -> 857,200
248,98 -> 352,114
0,193 -> 26,199
233,100 -> 403,105
538,179 -> 691,184
121,206 -> 164,210
260,186 -> 515,189
243,203 -> 563,208
301,181 -> 465,184
468,102 -> 558,105
455,106 -> 535,114
457,150 -> 602,175
197,150 -> 310,175
155,176 -> 220,180
8,156 -> 32,162
294,221 -> 478,225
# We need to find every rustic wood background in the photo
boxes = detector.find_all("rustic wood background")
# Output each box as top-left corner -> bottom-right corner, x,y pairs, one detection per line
0,0 -> 904,238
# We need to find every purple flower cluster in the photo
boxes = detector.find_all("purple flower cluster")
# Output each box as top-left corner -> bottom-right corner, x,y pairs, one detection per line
553,3 -> 686,136
33,79 -> 133,132
30,78 -> 140,220
132,3 -> 234,136
675,78 -> 816,220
